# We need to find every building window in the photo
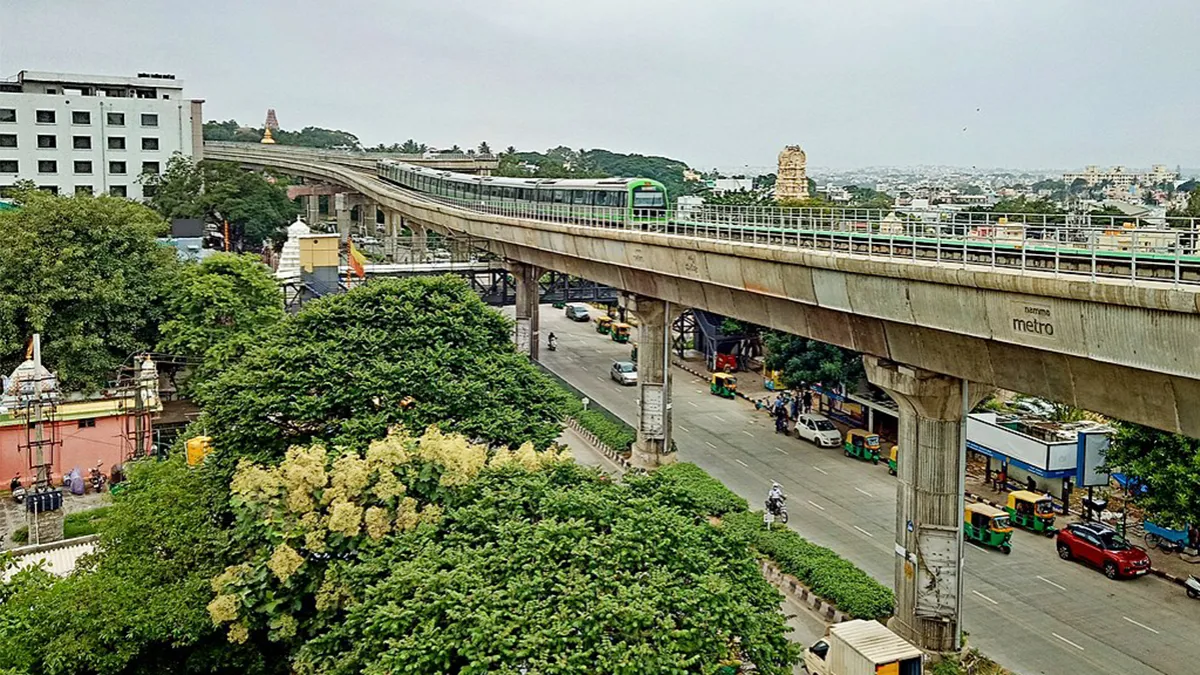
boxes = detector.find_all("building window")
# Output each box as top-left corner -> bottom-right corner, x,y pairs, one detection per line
0,160 -> 17,173
75,185 -> 93,196
109,161 -> 126,174
38,160 -> 57,174
109,185 -> 127,197
0,108 -> 15,123
108,136 -> 126,150
72,110 -> 91,125
141,137 -> 159,151
0,134 -> 15,148
140,113 -> 158,127
37,134 -> 57,149
39,186 -> 59,195
73,135 -> 92,150
141,161 -> 160,175
74,160 -> 93,174
35,110 -> 56,124
143,183 -> 158,198
77,418 -> 96,428
106,112 -> 125,126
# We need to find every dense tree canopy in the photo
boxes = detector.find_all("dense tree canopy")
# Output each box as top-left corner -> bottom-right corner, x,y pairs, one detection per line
1104,423 -> 1200,528
194,276 -> 570,462
203,120 -> 361,150
143,156 -> 299,249
0,187 -> 177,390
763,333 -> 864,391
157,253 -> 285,383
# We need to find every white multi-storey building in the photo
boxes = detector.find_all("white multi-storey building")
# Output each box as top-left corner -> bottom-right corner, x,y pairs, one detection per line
0,70 -> 203,201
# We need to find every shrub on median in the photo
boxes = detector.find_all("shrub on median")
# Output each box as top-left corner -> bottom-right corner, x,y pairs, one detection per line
645,462 -> 749,516
561,391 -> 637,454
723,510 -> 895,620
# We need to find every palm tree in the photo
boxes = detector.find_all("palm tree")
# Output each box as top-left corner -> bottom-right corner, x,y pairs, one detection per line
478,141 -> 492,155
504,145 -> 517,156
449,144 -> 462,153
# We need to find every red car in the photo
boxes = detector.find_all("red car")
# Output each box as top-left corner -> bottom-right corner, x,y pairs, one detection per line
1056,522 -> 1150,579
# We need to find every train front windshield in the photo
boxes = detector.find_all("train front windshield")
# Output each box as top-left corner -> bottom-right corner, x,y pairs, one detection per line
633,188 -> 666,209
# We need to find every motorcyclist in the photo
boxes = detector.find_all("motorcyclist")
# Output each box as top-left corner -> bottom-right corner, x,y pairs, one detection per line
547,332 -> 558,350
766,482 -> 786,516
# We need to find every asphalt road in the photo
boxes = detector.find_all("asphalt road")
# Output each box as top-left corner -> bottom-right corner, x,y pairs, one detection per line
534,305 -> 1199,675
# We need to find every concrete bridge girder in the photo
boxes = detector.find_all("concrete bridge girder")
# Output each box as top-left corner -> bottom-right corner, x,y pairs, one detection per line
208,148 -> 1200,437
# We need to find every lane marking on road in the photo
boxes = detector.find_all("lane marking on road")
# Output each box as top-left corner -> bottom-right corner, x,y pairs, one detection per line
774,447 -> 787,454
742,430 -> 754,437
594,349 -> 604,354
705,441 -> 717,449
1122,617 -> 1160,634
853,526 -> 875,538
580,366 -> 589,372
1052,633 -> 1085,651
811,466 -> 828,475
971,590 -> 998,605
1037,576 -> 1067,591
735,459 -> 749,468
713,415 -> 727,422
806,500 -> 825,511
687,401 -> 698,408
854,487 -> 873,497
677,425 -> 690,433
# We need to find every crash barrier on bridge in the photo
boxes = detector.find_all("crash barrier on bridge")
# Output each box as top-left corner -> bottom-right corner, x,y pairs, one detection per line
533,362 -> 636,455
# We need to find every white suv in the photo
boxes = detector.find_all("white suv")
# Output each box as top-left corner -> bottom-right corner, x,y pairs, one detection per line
795,414 -> 842,448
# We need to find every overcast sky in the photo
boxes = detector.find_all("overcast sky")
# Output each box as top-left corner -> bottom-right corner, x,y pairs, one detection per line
2,0 -> 1197,170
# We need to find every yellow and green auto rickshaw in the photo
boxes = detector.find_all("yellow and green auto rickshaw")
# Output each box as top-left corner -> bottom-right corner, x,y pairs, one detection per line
710,372 -> 737,399
1005,490 -> 1057,536
843,429 -> 881,464
964,502 -> 1013,554
610,322 -> 632,343
595,316 -> 614,335
887,444 -> 899,476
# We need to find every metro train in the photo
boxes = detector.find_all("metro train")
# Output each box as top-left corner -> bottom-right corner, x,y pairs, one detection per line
377,159 -> 669,224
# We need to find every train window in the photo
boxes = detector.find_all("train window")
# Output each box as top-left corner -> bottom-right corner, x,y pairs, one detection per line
573,190 -> 590,205
615,192 -> 627,208
553,190 -> 566,204
539,189 -> 552,203
593,191 -> 608,207
506,187 -> 517,199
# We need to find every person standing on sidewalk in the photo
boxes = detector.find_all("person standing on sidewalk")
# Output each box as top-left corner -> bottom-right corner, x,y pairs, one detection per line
802,388 -> 814,415
993,464 -> 1008,492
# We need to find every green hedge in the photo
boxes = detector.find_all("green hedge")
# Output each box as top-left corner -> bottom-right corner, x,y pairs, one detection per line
724,510 -> 894,619
648,462 -> 749,516
535,361 -> 636,453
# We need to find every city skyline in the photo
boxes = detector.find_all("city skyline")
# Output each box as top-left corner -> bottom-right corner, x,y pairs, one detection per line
1,0 -> 1198,171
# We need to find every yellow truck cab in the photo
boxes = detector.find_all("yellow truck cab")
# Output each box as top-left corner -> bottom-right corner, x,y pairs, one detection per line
802,620 -> 923,675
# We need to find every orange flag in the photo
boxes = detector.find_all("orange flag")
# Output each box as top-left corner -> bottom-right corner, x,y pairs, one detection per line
348,240 -> 368,279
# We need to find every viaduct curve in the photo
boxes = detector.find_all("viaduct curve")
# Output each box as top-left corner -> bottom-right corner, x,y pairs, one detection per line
208,142 -> 1200,651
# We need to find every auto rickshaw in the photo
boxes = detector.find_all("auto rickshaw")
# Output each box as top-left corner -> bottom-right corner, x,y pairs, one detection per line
1005,490 -> 1057,536
595,316 -> 614,335
610,322 -> 632,343
843,429 -> 881,464
710,372 -> 737,399
763,369 -> 784,391
887,445 -> 899,476
964,502 -> 1013,554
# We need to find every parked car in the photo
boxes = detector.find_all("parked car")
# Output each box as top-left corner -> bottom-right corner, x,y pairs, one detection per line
610,361 -> 637,386
1056,522 -> 1150,579
795,414 -> 842,448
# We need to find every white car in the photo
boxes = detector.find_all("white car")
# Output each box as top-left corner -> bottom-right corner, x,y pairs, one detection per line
795,414 -> 841,448
610,361 -> 637,386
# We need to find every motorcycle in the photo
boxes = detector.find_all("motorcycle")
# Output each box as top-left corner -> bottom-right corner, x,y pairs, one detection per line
547,335 -> 558,352
774,414 -> 789,434
1186,575 -> 1200,600
764,495 -> 789,526
88,466 -> 107,494
10,476 -> 26,504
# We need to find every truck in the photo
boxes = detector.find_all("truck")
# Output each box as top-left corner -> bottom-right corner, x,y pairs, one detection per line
801,620 -> 923,675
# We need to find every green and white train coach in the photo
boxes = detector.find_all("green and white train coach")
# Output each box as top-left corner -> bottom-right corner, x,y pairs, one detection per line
377,159 -> 669,225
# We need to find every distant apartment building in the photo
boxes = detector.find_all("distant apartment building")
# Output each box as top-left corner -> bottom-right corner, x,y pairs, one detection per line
0,70 -> 204,201
1062,164 -> 1178,190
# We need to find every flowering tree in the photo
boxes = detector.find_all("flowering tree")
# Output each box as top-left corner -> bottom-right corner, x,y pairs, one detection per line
205,426 -> 799,674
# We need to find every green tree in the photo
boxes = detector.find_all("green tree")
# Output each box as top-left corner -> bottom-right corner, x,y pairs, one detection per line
194,276 -> 570,462
477,141 -> 491,155
208,429 -> 799,674
0,187 -> 178,391
1104,423 -> 1200,528
448,144 -> 462,153
144,156 -> 300,250
398,139 -> 422,154
0,457 -> 279,675
158,253 -> 285,382
763,332 -> 864,390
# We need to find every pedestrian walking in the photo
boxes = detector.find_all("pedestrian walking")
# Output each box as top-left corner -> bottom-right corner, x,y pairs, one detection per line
802,389 -> 813,414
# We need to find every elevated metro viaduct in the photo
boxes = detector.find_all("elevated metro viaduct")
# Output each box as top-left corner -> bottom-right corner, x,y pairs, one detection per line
208,143 -> 1200,652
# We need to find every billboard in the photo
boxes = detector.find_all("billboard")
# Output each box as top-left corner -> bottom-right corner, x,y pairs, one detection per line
1076,431 -> 1110,488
